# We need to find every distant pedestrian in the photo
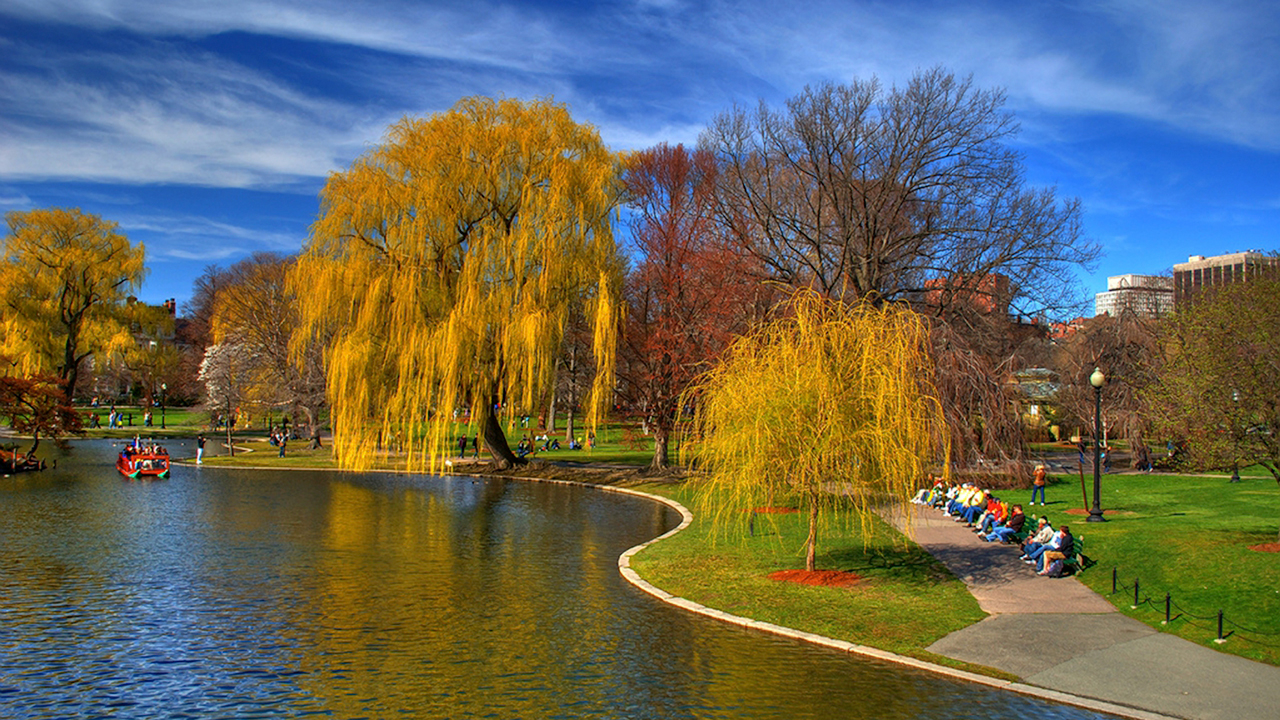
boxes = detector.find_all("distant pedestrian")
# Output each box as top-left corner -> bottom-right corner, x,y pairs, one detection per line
458,435 -> 468,458
196,434 -> 206,464
472,434 -> 479,459
278,434 -> 287,458
1031,463 -> 1047,506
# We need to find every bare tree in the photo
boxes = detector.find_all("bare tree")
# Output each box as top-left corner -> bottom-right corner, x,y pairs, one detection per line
204,253 -> 326,431
701,67 -> 1097,317
1054,310 -> 1161,467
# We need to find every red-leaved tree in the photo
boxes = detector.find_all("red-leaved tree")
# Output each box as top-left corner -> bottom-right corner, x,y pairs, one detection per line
619,144 -> 768,471
0,367 -> 83,457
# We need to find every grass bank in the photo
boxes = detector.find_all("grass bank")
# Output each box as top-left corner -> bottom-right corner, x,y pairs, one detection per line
629,483 -> 993,673
1047,470 -> 1280,665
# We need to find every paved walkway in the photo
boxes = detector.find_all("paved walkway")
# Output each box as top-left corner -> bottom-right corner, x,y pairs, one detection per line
888,506 -> 1280,720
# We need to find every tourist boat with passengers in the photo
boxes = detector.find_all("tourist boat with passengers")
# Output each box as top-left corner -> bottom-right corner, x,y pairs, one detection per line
117,440 -> 171,479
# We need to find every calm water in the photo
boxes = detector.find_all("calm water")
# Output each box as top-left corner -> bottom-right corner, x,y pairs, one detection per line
0,440 -> 1112,719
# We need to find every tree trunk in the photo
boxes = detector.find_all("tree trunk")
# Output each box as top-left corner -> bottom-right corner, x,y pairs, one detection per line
481,401 -> 522,470
547,391 -> 557,433
226,399 -> 235,457
1270,465 -> 1280,543
564,406 -> 575,444
805,486 -> 819,572
61,332 -> 81,403
648,425 -> 670,472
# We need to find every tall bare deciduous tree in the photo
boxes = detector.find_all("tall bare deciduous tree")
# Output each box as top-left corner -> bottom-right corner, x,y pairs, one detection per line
1054,309 -> 1161,466
206,252 -> 326,432
701,68 -> 1097,315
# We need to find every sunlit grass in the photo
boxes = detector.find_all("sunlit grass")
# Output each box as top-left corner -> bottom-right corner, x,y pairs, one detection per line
1047,470 -> 1280,665
630,483 -> 987,664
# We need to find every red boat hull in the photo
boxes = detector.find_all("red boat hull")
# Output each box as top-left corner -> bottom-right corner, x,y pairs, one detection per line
117,450 -> 170,478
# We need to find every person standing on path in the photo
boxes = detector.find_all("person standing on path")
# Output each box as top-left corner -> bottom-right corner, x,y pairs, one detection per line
1031,463 -> 1047,505
196,434 -> 206,464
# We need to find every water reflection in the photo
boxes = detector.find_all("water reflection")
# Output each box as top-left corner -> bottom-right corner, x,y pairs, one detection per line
0,441 -> 1111,718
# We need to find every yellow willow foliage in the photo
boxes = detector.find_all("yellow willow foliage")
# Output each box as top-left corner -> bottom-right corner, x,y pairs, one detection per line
0,208 -> 145,389
680,290 -> 949,565
291,97 -> 623,471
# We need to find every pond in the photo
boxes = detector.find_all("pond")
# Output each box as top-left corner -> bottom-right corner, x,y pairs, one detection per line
0,440 -> 1112,718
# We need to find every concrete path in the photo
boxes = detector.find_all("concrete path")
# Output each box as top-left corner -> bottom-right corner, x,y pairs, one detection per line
890,506 -> 1280,720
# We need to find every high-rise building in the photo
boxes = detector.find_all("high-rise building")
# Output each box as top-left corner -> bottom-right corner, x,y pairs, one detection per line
1094,274 -> 1173,318
1173,251 -> 1278,307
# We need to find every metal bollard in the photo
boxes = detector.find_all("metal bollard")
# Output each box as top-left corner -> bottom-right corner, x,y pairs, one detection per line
1112,567 -> 1117,594
1164,593 -> 1171,625
1132,578 -> 1140,609
1215,610 -> 1226,644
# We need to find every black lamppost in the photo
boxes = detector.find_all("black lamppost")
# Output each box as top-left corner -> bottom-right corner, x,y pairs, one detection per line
1088,368 -> 1107,523
160,383 -> 167,430
1230,389 -> 1241,483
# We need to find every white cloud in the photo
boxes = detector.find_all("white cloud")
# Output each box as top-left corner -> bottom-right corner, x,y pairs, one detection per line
0,44 -> 388,186
118,211 -> 305,262
1,0 -> 1277,194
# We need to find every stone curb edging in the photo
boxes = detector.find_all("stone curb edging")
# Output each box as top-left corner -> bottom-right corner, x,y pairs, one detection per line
175,462 -> 1177,720
604,485 -> 1177,720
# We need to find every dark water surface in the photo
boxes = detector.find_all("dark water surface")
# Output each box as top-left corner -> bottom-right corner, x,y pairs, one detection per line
0,440 -> 1111,719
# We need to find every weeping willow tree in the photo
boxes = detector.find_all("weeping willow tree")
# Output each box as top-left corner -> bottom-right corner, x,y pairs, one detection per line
681,291 -> 949,571
1,208 -> 146,401
292,97 -> 622,471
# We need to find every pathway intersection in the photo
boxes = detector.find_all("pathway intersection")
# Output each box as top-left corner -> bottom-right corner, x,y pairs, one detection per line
891,506 -> 1280,720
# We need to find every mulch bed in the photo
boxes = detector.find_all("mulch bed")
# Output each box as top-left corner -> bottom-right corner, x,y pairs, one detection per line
768,569 -> 864,588
1248,542 -> 1280,553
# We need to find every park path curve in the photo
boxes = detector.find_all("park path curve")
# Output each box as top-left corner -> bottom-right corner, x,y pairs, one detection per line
888,505 -> 1280,720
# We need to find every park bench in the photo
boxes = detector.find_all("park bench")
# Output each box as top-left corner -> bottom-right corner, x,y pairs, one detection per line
1062,535 -> 1095,576
1009,514 -> 1036,544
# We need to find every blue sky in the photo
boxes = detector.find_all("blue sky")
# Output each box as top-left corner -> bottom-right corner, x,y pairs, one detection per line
2,0 -> 1277,316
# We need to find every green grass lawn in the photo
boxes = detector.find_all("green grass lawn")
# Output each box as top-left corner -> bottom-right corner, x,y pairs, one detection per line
76,405 -> 215,438
182,417 -> 662,471
1048,470 -> 1280,665
72,408 -> 668,468
629,483 -> 993,673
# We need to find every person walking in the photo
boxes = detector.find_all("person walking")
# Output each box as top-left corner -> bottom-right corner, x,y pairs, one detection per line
196,434 -> 206,464
1031,463 -> 1047,506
